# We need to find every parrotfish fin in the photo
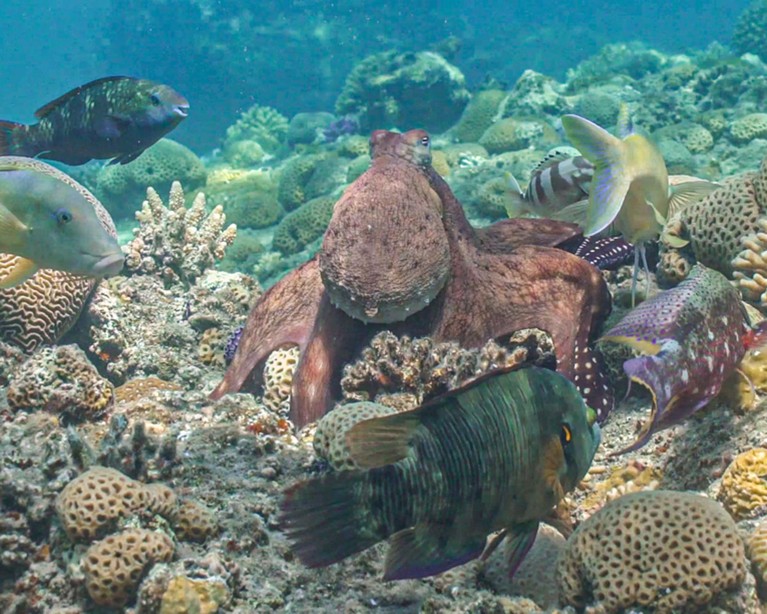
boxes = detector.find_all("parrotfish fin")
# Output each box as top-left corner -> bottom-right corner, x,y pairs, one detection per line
599,334 -> 662,356
110,149 -> 145,165
0,120 -> 25,156
550,199 -> 589,226
383,524 -> 485,580
346,412 -> 420,469
667,180 -> 720,219
0,257 -> 38,289
0,202 -> 29,251
279,472 -> 379,568
662,228 -> 690,249
34,76 -> 131,119
504,173 -> 528,218
94,115 -> 130,139
504,522 -> 539,578
561,114 -> 628,236
646,200 -> 667,227
616,103 -> 633,138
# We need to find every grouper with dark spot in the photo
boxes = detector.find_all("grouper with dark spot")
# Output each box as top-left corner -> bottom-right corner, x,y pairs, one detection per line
0,156 -> 124,287
280,366 -> 600,580
0,76 -> 188,165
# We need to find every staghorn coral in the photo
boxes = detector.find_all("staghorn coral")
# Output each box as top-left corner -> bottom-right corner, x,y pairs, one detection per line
7,345 -> 114,422
124,181 -> 237,287
83,528 -> 175,607
718,447 -> 767,520
271,196 -> 336,255
557,490 -> 747,613
340,329 -> 555,407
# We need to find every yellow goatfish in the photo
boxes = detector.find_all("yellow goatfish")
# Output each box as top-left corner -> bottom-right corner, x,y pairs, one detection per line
561,108 -> 716,305
0,156 -> 124,288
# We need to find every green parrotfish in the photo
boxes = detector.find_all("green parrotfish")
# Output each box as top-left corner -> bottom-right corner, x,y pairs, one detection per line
280,366 -> 600,580
0,76 -> 189,165
600,264 -> 767,454
561,107 -> 717,305
0,156 -> 124,287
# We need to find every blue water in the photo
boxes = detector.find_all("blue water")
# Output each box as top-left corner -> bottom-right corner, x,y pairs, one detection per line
0,0 -> 751,152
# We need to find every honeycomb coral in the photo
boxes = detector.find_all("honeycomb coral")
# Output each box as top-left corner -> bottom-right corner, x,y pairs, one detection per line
731,113 -> 767,144
83,528 -> 174,607
171,499 -> 219,542
313,401 -> 398,470
450,88 -> 507,143
557,491 -> 747,613
159,575 -> 230,614
96,139 -> 207,219
114,377 -> 183,404
262,345 -> 300,414
145,483 -> 178,519
7,345 -> 114,421
56,467 -> 150,541
719,448 -> 767,520
748,520 -> 767,595
198,327 -> 226,368
271,196 -> 336,255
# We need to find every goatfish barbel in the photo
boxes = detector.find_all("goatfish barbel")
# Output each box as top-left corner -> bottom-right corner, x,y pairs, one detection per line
0,156 -> 124,288
280,366 -> 600,580
0,76 -> 189,165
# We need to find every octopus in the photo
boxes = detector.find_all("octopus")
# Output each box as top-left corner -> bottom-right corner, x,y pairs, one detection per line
211,129 -> 614,427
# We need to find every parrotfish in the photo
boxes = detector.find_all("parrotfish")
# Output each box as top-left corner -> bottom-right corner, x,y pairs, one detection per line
0,76 -> 189,165
0,156 -> 124,287
599,264 -> 767,454
280,366 -> 600,580
561,108 -> 718,305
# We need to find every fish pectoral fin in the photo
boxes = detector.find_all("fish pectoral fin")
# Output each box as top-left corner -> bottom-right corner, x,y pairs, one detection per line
667,180 -> 720,219
383,524 -> 485,581
550,199 -> 589,226
661,228 -> 691,249
645,199 -> 667,227
95,114 -> 132,139
503,521 -> 539,578
109,149 -> 145,165
0,257 -> 38,289
346,411 -> 420,469
0,202 -> 29,250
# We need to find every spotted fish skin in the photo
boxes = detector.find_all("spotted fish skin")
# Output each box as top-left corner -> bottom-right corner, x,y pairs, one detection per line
571,236 -> 634,270
600,264 -> 758,453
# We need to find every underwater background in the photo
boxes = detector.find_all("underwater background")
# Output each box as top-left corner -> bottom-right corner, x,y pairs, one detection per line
6,0 -> 767,612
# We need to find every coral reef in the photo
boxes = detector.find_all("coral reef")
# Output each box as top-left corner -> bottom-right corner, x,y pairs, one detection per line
96,139 -> 207,219
719,447 -> 767,520
733,1 -> 767,60
276,153 -> 330,211
557,491 -> 748,612
171,499 -> 219,542
222,104 -> 288,163
478,117 -> 557,155
450,88 -> 507,143
734,215 -> 767,307
335,50 -> 470,133
286,111 -> 335,146
203,168 -> 283,230
271,196 -> 336,255
123,181 -> 237,287
262,345 -> 300,414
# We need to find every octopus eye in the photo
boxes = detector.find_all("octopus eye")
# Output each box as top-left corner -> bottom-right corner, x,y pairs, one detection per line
420,136 -> 430,148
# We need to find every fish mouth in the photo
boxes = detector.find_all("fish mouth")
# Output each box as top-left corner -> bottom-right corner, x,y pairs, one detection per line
91,252 -> 125,278
174,105 -> 190,118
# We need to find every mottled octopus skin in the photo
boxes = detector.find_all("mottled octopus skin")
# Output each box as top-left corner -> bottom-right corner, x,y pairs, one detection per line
211,130 -> 613,427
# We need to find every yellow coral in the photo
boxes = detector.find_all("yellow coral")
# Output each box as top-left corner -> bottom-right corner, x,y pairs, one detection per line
719,448 -> 767,520
262,346 -> 300,413
479,118 -> 556,154
748,521 -> 767,594
198,328 -> 226,367
160,576 -> 230,614
114,377 -> 182,404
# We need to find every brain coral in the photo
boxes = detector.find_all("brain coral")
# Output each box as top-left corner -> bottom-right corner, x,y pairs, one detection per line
335,50 -> 470,133
719,447 -> 767,520
7,344 -> 113,421
557,490 -> 747,613
96,139 -> 207,219
479,117 -> 556,155
450,88 -> 507,143
277,154 -> 328,211
271,196 -> 336,255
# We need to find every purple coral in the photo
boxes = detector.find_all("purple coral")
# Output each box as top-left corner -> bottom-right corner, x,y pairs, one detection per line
224,326 -> 244,364
323,116 -> 359,143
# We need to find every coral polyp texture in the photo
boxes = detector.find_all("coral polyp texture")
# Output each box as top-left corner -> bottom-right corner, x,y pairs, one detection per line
719,447 -> 767,521
557,490 -> 747,613
123,181 -> 237,286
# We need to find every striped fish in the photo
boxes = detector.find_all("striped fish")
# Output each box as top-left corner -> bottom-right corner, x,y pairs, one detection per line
506,149 -> 593,223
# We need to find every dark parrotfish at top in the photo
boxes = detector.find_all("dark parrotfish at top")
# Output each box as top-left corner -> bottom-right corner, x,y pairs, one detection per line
0,77 -> 189,165
280,366 -> 600,581
599,264 -> 767,454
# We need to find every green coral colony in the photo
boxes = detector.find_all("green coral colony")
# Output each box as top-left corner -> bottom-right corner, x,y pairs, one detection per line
10,6 -> 767,613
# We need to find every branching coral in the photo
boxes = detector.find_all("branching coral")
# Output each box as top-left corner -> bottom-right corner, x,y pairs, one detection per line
123,182 -> 237,287
733,215 -> 767,307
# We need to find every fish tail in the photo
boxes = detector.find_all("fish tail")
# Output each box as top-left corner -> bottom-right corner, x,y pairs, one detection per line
0,120 -> 33,156
745,320 -> 767,352
504,172 -> 529,218
279,472 -> 381,568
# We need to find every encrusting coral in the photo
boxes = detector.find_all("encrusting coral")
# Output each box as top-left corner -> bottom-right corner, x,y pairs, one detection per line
123,181 -> 237,287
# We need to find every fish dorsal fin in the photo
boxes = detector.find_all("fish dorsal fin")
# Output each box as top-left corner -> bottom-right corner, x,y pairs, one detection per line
383,524 -> 486,580
667,180 -> 720,219
0,257 -> 38,289
345,411 -> 420,469
531,149 -> 576,174
35,76 -> 133,119
616,103 -> 633,138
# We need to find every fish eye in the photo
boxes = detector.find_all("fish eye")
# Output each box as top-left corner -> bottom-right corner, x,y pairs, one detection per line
54,208 -> 73,225
150,93 -> 161,106
560,423 -> 573,446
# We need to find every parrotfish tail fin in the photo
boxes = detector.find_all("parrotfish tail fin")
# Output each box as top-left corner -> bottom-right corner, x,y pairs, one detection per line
572,235 -> 634,270
504,522 -> 539,579
0,121 -> 27,156
384,524 -> 486,580
667,180 -> 720,219
616,102 -> 633,138
561,114 -> 629,237
280,472 -> 379,569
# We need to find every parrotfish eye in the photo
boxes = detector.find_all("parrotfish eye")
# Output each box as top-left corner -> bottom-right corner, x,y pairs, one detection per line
54,208 -> 73,225
150,93 -> 161,106
560,423 -> 573,446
